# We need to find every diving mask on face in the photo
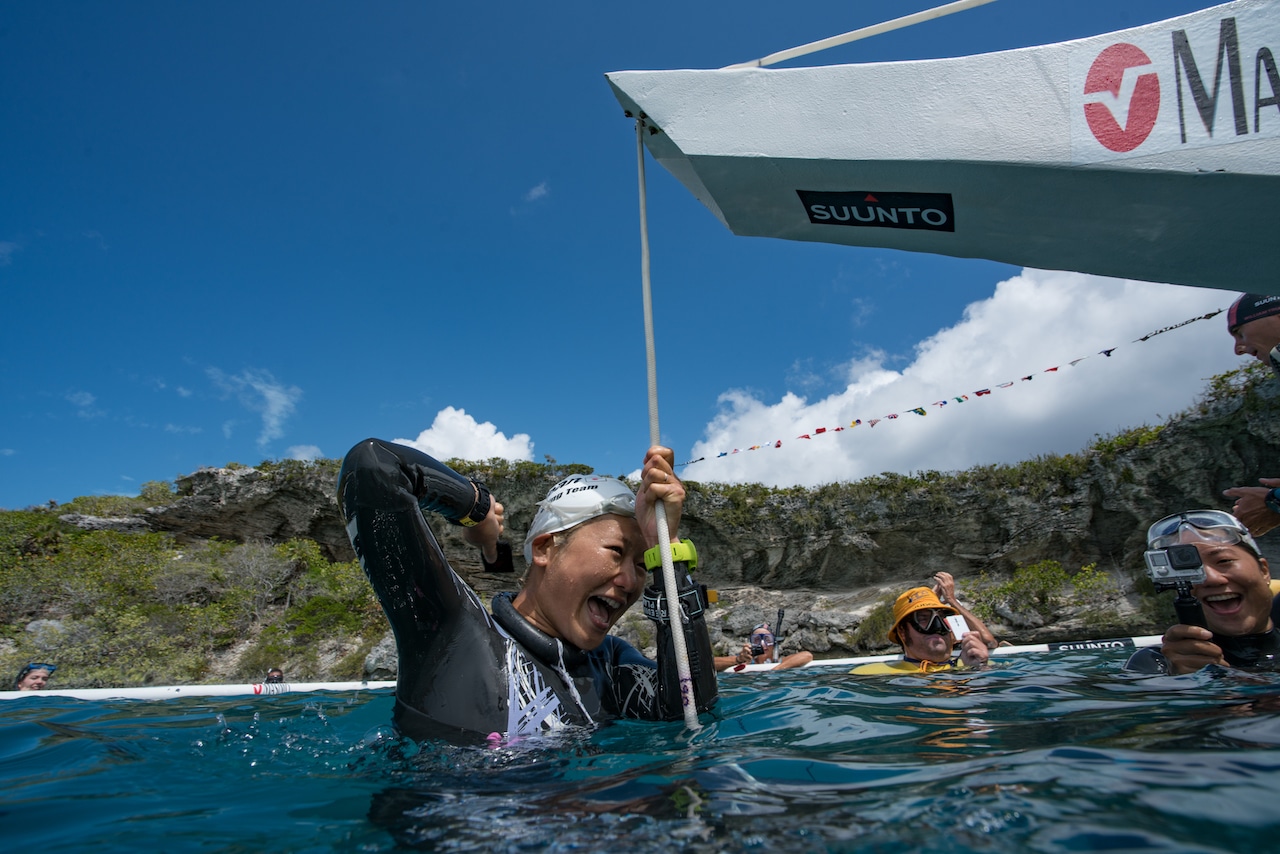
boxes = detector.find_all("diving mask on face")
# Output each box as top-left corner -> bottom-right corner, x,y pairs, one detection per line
1146,510 -> 1259,555
910,610 -> 951,636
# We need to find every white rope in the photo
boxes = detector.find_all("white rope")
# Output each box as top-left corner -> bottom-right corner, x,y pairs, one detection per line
636,118 -> 700,731
722,0 -> 998,69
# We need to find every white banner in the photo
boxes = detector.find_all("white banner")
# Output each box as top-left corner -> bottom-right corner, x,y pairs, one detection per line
1070,0 -> 1280,163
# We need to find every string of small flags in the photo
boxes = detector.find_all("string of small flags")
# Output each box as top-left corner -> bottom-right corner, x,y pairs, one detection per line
678,308 -> 1223,468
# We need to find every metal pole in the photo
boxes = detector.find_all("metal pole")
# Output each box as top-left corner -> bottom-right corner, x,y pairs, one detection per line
723,0 -> 998,69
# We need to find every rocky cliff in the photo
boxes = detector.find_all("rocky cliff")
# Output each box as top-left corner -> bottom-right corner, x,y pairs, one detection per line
64,365 -> 1280,669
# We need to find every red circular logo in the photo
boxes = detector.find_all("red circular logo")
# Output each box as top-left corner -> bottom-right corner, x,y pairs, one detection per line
1083,43 -> 1160,153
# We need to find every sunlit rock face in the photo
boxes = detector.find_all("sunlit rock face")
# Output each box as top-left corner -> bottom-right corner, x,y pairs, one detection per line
92,374 -> 1275,663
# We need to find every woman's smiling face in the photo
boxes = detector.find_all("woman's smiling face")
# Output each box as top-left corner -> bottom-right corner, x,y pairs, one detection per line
1189,541 -> 1273,636
517,514 -> 648,651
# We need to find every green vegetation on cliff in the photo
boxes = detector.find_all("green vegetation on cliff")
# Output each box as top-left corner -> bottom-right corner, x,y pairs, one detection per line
0,362 -> 1272,686
0,511 -> 380,687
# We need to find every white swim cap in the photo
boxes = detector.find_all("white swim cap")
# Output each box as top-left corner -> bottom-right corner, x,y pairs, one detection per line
522,475 -> 636,562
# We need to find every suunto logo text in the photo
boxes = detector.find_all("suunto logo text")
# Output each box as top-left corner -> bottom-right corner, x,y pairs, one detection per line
797,190 -> 955,232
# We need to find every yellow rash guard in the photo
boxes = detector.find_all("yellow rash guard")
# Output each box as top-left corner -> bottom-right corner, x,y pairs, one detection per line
849,657 -> 964,675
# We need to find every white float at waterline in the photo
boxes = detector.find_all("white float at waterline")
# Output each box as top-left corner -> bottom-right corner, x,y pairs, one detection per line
0,680 -> 396,701
727,634 -> 1163,672
607,0 -> 1280,294
0,636 -> 1164,695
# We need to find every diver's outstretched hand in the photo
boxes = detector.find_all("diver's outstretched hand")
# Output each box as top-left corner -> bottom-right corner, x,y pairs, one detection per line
1224,477 -> 1280,537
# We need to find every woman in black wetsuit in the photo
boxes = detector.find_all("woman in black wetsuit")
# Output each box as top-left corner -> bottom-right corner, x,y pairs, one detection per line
337,438 -> 717,742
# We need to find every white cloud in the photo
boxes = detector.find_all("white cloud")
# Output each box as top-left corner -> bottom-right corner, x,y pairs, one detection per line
395,406 -> 534,462
176,386 -> 192,398
207,367 -> 302,448
0,241 -> 19,266
287,444 -> 323,461
687,271 -> 1241,486
65,390 -> 104,418
0,448 -> 15,456
524,181 -> 549,202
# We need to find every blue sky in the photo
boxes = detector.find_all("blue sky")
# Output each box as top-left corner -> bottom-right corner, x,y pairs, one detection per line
1,0 -> 1248,509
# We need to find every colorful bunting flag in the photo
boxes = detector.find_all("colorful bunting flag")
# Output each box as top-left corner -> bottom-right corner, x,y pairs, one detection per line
1134,309 -> 1222,342
679,308 -> 1222,468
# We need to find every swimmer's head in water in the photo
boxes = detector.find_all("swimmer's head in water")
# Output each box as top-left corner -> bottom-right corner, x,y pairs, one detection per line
14,662 -> 56,690
523,475 -> 636,562
887,587 -> 956,647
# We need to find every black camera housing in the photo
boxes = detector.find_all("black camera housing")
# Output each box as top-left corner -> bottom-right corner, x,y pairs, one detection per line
750,643 -> 765,657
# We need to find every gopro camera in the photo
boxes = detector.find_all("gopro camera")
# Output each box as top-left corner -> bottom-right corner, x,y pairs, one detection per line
750,643 -> 765,657
1143,543 -> 1206,591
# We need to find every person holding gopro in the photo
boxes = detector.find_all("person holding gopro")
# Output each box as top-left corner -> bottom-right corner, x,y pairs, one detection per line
714,622 -> 813,672
1128,510 -> 1280,675
850,586 -> 989,674
1222,293 -> 1280,538
337,438 -> 717,743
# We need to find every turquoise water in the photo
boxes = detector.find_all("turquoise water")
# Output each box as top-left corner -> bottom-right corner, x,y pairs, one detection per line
3,651 -> 1280,852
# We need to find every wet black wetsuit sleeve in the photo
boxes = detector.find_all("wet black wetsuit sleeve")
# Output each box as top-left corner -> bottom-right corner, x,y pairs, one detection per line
336,438 -> 492,711
337,437 -> 477,612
